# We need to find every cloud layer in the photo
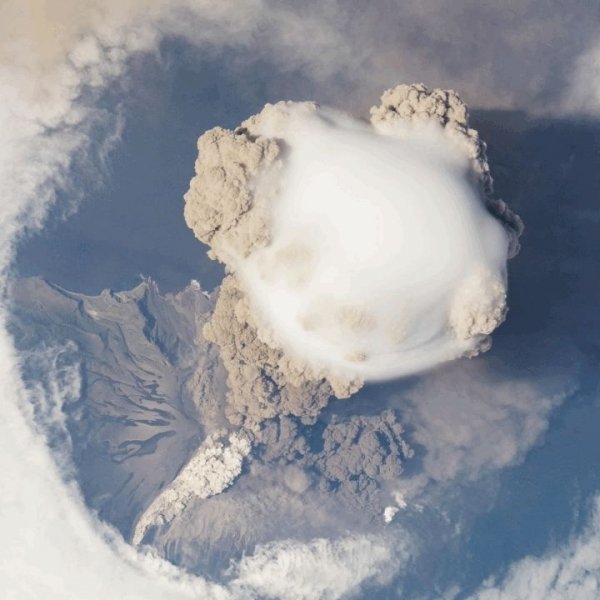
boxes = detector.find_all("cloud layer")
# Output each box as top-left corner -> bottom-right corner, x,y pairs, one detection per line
1,1 -> 598,599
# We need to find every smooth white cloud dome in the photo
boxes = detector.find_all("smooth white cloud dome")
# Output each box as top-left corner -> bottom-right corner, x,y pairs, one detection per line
238,108 -> 509,381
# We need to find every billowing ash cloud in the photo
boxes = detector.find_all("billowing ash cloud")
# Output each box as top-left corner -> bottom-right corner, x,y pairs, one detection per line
184,84 -> 522,420
133,430 -> 251,545
201,275 -> 336,426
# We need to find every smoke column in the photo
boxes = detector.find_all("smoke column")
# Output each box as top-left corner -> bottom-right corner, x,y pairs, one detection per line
185,90 -> 521,402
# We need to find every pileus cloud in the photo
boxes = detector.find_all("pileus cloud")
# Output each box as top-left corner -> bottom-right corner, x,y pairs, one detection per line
184,84 -> 522,411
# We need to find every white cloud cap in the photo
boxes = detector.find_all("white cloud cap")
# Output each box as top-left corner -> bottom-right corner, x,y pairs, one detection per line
186,98 -> 514,392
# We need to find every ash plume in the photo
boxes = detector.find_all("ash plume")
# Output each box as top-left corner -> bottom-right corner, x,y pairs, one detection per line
184,84 -> 523,424
133,429 -> 251,546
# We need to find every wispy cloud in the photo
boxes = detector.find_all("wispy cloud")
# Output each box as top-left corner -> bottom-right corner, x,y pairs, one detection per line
470,495 -> 600,600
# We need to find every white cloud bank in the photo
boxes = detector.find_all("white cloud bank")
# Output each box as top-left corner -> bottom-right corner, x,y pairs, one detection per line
230,535 -> 405,600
